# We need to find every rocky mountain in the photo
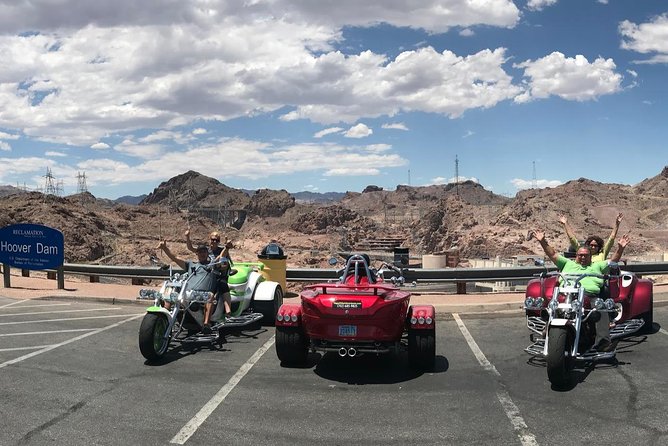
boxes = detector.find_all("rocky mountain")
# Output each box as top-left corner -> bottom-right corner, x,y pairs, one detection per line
0,185 -> 26,198
115,194 -> 147,205
1,167 -> 666,267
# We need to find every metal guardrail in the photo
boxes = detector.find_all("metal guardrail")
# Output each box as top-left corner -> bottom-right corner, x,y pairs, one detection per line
4,262 -> 668,290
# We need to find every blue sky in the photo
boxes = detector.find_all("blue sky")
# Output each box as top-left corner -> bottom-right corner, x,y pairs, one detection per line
0,0 -> 666,199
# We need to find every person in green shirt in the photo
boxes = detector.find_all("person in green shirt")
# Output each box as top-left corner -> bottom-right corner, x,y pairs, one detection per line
559,213 -> 623,262
530,228 -> 630,352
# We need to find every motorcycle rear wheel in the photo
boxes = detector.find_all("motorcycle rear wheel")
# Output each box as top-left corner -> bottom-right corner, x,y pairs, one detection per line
408,328 -> 436,371
139,313 -> 170,361
275,326 -> 308,366
546,326 -> 573,387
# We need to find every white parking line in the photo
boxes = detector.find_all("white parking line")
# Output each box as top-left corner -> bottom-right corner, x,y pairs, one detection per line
0,328 -> 95,337
0,300 -> 24,309
453,313 -> 539,446
0,314 -> 143,369
0,314 -> 144,326
170,335 -> 276,445
3,303 -> 73,309
660,328 -> 668,336
0,307 -> 121,317
0,345 -> 54,352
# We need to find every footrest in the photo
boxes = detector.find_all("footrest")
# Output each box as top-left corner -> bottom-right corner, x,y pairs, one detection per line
212,312 -> 264,329
524,338 -> 545,356
610,319 -> 644,338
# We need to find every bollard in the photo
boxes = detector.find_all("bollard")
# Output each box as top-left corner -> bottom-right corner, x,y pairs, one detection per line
3,264 -> 10,288
456,281 -> 467,294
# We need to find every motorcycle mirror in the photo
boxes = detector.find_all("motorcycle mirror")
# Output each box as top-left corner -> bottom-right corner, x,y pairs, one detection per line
534,259 -> 545,267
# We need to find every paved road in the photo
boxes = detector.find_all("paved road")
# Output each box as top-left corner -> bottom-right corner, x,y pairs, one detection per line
1,297 -> 667,446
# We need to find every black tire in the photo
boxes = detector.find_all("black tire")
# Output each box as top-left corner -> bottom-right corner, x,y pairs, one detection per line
546,326 -> 573,387
408,328 -> 435,370
138,313 -> 170,361
275,326 -> 308,366
255,286 -> 283,326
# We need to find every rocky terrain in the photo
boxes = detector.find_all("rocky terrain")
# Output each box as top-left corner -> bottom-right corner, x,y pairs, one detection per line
1,167 -> 667,269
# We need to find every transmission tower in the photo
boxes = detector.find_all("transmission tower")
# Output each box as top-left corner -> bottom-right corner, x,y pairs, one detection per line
532,161 -> 537,189
76,171 -> 88,194
43,167 -> 58,196
56,180 -> 64,196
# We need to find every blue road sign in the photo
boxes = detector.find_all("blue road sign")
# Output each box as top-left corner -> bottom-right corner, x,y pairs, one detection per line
0,224 -> 64,270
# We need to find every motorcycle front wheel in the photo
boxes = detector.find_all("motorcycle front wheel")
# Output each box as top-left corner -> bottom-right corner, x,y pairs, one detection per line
139,313 -> 170,361
546,326 -> 573,387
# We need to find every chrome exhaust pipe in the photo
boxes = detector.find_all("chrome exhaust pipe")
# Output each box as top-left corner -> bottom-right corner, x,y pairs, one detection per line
347,347 -> 357,357
338,347 -> 347,357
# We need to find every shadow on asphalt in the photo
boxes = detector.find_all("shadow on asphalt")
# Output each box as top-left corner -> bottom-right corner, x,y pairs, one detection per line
311,353 -> 449,385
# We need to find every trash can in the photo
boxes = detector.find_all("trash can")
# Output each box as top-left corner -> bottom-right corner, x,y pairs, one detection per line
393,247 -> 409,267
258,242 -> 287,292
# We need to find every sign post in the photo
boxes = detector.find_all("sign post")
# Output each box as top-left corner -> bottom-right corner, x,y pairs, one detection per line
0,224 -> 65,288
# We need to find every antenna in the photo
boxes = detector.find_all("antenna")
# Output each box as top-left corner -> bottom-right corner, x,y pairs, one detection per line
455,154 -> 460,196
532,161 -> 537,189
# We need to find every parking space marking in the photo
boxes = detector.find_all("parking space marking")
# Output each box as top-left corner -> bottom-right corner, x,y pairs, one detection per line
0,313 -> 144,326
0,345 -> 54,352
3,303 -> 73,309
660,328 -> 668,336
0,314 -> 143,369
453,314 -> 538,446
0,307 -> 121,317
170,335 -> 276,445
0,328 -> 95,337
0,300 -> 24,309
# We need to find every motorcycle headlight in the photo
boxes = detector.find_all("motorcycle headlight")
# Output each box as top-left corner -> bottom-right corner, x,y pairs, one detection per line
410,317 -> 418,324
535,297 -> 544,308
605,298 -> 615,311
425,317 -> 433,325
139,289 -> 149,298
593,298 -> 605,310
276,314 -> 284,321
291,314 -> 298,322
418,316 -> 425,324
173,273 -> 180,280
524,297 -> 535,308
548,298 -> 559,311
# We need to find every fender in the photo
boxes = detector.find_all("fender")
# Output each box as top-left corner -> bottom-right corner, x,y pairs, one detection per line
145,306 -> 172,319
276,303 -> 302,327
548,318 -> 572,327
629,279 -> 653,318
254,280 -> 281,302
408,305 -> 435,329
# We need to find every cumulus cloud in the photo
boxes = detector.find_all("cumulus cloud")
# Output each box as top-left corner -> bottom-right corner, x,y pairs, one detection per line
428,176 -> 479,185
514,52 -> 622,102
113,139 -> 164,159
0,141 -> 11,151
314,127 -> 344,138
45,151 -> 67,157
511,178 -> 563,190
91,142 -> 110,150
192,128 -> 207,135
526,0 -> 558,11
620,14 -> 668,64
344,123 -> 373,138
381,122 -> 409,131
459,28 -> 475,37
0,131 -> 20,140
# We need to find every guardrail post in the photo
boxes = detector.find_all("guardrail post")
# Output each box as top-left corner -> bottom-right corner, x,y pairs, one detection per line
57,266 -> 65,290
456,281 -> 467,294
22,269 -> 30,277
89,275 -> 100,283
3,264 -> 10,288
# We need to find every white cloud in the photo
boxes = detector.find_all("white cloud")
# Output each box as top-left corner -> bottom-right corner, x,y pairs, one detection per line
45,151 -> 67,157
428,176 -> 479,185
526,0 -> 558,11
344,123 -> 373,138
0,131 -> 20,140
91,142 -> 110,150
114,139 -> 164,159
459,28 -> 475,37
381,122 -> 409,131
366,144 -> 391,153
0,141 -> 11,151
597,0 -> 608,4
324,167 -> 381,176
192,128 -> 207,135
620,14 -> 668,64
314,127 -> 344,138
511,178 -> 562,190
462,130 -> 475,138
139,130 -> 190,144
514,52 -> 622,103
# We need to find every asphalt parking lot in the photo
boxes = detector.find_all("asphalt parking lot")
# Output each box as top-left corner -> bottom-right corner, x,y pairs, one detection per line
1,296 -> 667,446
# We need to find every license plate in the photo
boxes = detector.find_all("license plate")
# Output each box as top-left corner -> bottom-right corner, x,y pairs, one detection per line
333,301 -> 362,309
338,325 -> 357,337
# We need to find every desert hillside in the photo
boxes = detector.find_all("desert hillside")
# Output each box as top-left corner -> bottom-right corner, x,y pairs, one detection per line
1,167 -> 667,268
